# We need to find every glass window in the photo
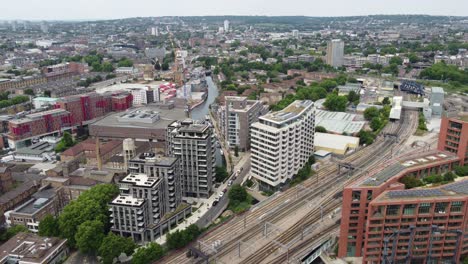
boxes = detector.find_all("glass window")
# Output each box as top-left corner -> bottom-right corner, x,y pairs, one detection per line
403,204 -> 416,215
418,203 -> 432,214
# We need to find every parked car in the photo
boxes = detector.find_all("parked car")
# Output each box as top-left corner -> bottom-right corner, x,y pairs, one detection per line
228,180 -> 233,186
212,200 -> 218,206
223,188 -> 227,193
219,192 -> 224,198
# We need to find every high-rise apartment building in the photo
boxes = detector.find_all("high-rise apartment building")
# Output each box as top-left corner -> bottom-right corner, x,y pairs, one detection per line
224,96 -> 266,151
250,100 -> 315,191
224,20 -> 230,32
110,153 -> 186,242
167,120 -> 216,198
292,29 -> 299,38
438,112 -> 468,165
326,39 -> 345,67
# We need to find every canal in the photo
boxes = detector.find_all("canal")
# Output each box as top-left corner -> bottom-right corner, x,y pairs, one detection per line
189,76 -> 223,167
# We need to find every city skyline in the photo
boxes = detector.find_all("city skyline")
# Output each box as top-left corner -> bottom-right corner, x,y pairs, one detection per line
2,0 -> 468,20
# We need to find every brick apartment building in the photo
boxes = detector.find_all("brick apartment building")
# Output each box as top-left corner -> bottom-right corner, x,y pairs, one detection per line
338,150 -> 463,263
438,112 -> 468,166
41,62 -> 88,78
7,92 -> 132,149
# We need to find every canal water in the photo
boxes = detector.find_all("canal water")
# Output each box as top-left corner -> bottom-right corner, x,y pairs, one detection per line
189,76 -> 223,167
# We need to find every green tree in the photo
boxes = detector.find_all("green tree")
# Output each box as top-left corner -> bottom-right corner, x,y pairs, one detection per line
131,242 -> 164,264
347,91 -> 360,104
454,165 -> 468,176
101,62 -> 114,72
166,224 -> 201,251
382,97 -> 391,105
38,214 -> 59,237
24,88 -> 35,96
43,90 -> 51,97
117,58 -> 134,67
443,172 -> 456,182
0,225 -> 29,242
99,232 -> 136,264
228,184 -> 248,203
58,184 -> 119,247
389,56 -> 403,65
91,62 -> 103,72
234,145 -> 239,157
323,93 -> 347,112
400,176 -> 424,189
370,117 -> 382,131
315,126 -> 327,133
357,130 -> 375,145
75,220 -> 105,254
215,166 -> 228,183
284,49 -> 294,57
364,107 -> 380,121
408,53 -> 420,63
161,62 -> 169,71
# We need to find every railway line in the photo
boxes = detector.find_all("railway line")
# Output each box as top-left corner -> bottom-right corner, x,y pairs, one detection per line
160,110 -> 418,264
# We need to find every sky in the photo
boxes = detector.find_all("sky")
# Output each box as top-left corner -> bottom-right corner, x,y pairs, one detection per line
2,0 -> 468,20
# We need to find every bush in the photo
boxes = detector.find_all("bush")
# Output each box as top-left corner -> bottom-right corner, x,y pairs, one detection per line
424,174 -> 444,184
315,126 -> 327,133
364,107 -> 380,121
214,166 -> 228,183
400,176 -> 423,189
443,172 -> 456,182
455,165 -> 468,176
166,224 -> 202,251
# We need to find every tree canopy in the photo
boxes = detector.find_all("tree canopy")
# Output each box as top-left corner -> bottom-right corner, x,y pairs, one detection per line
131,242 -> 164,264
99,232 -> 136,264
323,93 -> 347,112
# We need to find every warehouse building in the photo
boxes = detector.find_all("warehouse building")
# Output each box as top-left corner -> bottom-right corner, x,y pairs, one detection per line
314,132 -> 359,155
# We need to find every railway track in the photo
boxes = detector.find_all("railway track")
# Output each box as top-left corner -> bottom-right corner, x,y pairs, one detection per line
160,110 -> 418,264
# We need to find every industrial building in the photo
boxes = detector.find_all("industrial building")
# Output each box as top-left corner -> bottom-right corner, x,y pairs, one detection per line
166,120 -> 216,198
438,112 -> 468,166
89,104 -> 187,147
315,110 -> 366,135
314,132 -> 359,155
223,96 -> 266,151
430,87 -> 445,117
338,150 -> 461,262
250,100 -> 315,191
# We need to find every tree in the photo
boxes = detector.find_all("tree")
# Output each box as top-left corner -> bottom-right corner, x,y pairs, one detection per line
408,53 -> 420,63
75,220 -> 105,254
117,58 -> 134,67
234,146 -> 239,157
357,130 -> 375,145
101,62 -> 114,72
59,184 -> 119,247
454,165 -> 468,176
0,225 -> 29,242
55,132 -> 74,152
323,93 -> 347,112
315,126 -> 327,133
161,62 -> 169,71
43,90 -> 51,97
131,242 -> 164,264
215,166 -> 228,183
347,91 -> 360,104
364,107 -> 380,121
24,88 -> 35,96
370,117 -> 382,131
38,214 -> 59,237
443,172 -> 456,182
400,176 -> 424,189
166,224 -> 201,251
284,49 -> 294,57
91,62 -> 102,72
99,232 -> 136,264
389,56 -> 403,65
382,97 -> 391,105
228,184 -> 248,203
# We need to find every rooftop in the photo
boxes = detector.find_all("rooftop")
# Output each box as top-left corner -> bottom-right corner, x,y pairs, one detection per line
130,152 -> 178,167
261,100 -> 313,123
0,233 -> 67,264
111,194 -> 145,207
120,172 -> 162,188
355,151 -> 459,187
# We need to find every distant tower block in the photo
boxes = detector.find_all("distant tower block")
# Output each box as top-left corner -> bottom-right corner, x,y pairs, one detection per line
123,138 -> 136,171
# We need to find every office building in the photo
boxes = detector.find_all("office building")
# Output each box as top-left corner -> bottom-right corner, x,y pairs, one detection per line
110,153 -> 189,242
326,39 -> 345,67
224,20 -> 230,32
438,112 -> 468,165
224,96 -> 266,151
0,233 -> 68,264
338,150 -> 461,262
167,120 -> 215,198
250,100 -> 315,191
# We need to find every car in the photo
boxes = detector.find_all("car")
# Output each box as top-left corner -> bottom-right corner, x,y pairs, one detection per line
223,188 -> 227,193
228,180 -> 233,186
214,197 -> 219,202
212,200 -> 218,206
219,192 -> 224,198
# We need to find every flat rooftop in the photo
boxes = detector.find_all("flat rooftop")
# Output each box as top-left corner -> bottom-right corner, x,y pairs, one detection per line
90,105 -> 186,129
0,233 -> 67,263
374,179 -> 468,202
120,172 -> 163,188
130,152 -> 177,167
261,100 -> 313,123
354,151 -> 459,187
111,194 -> 145,207
315,110 -> 365,134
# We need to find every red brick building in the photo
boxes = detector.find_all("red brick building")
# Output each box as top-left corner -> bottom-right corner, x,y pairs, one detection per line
55,92 -> 133,125
7,109 -> 72,148
338,150 -> 462,263
438,113 -> 468,166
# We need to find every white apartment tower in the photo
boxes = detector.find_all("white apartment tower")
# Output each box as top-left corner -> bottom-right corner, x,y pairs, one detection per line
326,39 -> 345,67
224,20 -> 230,33
123,138 -> 136,171
250,100 -> 315,191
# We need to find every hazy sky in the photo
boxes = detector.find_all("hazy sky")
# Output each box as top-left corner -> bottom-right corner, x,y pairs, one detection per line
3,0 -> 468,20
